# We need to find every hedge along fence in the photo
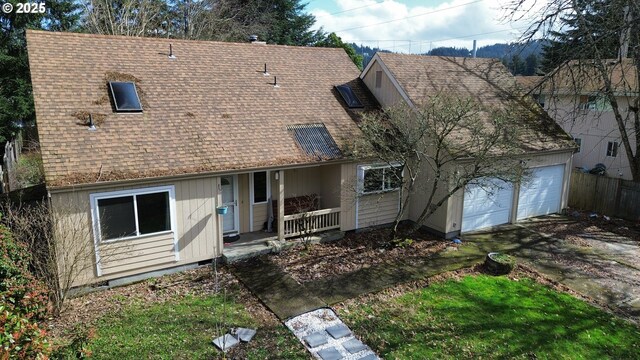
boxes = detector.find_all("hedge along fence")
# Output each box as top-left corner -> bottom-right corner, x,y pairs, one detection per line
0,223 -> 52,359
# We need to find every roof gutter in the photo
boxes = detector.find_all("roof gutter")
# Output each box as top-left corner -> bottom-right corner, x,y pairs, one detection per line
47,158 -> 353,194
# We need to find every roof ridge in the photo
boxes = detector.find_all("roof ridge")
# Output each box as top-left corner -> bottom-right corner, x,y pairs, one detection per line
26,29 -> 346,53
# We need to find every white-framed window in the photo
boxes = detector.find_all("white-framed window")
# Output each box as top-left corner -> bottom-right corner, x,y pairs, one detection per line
90,185 -> 175,242
250,171 -> 269,204
606,141 -> 618,157
358,164 -> 403,194
573,137 -> 582,152
579,95 -> 597,110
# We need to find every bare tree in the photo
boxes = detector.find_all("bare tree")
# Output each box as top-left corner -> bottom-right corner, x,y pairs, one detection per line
347,94 -> 529,239
3,200 -> 128,315
80,0 -> 170,36
507,0 -> 640,180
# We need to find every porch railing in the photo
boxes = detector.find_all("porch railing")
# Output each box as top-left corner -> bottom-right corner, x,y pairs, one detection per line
282,207 -> 341,238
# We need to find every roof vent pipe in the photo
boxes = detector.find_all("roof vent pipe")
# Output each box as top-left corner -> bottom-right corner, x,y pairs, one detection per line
472,40 -> 477,58
249,35 -> 258,43
273,76 -> 279,88
264,63 -> 269,76
88,114 -> 96,131
169,43 -> 176,59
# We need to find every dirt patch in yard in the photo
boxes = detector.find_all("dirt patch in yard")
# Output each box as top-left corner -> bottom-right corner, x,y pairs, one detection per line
271,228 -> 448,283
47,265 -> 284,350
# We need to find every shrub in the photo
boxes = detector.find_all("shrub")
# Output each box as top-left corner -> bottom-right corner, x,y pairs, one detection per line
0,223 -> 52,359
14,151 -> 45,188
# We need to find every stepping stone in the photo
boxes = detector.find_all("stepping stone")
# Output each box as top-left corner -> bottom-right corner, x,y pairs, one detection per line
342,338 -> 368,354
358,354 -> 378,360
325,323 -> 352,339
212,334 -> 239,352
317,347 -> 343,360
303,332 -> 328,348
236,328 -> 257,342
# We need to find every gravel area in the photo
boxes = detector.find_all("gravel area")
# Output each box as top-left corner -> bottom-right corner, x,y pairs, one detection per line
285,308 -> 379,360
272,228 -> 447,283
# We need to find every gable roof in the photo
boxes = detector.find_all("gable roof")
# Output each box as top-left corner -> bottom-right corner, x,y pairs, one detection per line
368,53 -> 574,153
27,31 -> 376,188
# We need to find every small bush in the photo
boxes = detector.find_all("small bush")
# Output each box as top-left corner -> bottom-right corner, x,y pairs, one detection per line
0,306 -> 50,359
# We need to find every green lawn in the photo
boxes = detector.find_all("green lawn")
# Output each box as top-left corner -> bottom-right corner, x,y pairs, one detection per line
339,275 -> 640,360
84,295 -> 307,359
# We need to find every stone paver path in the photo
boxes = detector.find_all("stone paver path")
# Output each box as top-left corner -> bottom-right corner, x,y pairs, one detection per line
286,308 -> 379,360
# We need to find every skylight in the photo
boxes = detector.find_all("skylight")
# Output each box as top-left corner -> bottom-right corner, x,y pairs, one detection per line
335,85 -> 364,108
109,82 -> 143,112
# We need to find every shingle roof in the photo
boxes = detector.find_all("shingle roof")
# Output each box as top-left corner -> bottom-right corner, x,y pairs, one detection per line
540,59 -> 638,95
27,31 -> 376,187
375,53 -> 574,153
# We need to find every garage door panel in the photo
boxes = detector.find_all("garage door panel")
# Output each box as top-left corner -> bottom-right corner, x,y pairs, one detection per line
462,179 -> 513,232
517,165 -> 564,220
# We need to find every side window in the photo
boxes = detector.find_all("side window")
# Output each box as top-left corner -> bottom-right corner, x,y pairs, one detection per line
252,171 -> 268,204
606,141 -> 618,157
573,137 -> 582,153
93,187 -> 173,242
360,165 -> 402,194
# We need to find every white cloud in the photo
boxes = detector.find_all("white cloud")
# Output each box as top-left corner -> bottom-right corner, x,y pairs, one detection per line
310,0 -> 545,52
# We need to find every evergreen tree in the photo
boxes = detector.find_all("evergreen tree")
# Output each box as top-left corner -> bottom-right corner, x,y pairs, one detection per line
524,54 -> 539,75
541,0 -> 638,72
0,1 -> 80,144
316,33 -> 363,70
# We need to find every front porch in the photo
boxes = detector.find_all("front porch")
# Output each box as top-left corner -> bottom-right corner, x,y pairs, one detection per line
220,164 -> 346,262
222,226 -> 345,263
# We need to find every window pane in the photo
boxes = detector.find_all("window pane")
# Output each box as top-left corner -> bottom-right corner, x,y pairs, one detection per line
253,172 -> 267,203
137,192 -> 170,235
364,168 -> 383,193
98,196 -> 136,240
385,166 -> 403,190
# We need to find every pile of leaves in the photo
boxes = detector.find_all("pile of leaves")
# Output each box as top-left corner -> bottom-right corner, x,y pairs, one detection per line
271,228 -> 447,283
0,224 -> 52,359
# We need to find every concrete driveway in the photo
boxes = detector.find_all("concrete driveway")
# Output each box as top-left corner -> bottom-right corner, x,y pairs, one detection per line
461,219 -> 640,323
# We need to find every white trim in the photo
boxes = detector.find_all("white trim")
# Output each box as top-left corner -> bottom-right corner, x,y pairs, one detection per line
89,185 -> 178,276
221,175 -> 240,235
358,163 -> 403,195
249,170 -> 271,232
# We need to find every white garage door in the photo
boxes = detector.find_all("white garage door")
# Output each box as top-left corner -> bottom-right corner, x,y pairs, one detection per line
462,179 -> 514,232
517,165 -> 564,220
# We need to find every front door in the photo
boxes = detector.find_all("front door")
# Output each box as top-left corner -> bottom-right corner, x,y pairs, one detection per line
221,175 -> 239,235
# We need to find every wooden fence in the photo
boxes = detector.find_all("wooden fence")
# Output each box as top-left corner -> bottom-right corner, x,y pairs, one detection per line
569,170 -> 640,221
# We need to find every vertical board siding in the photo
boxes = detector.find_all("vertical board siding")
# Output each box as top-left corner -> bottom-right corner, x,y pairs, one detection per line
252,203 -> 268,231
238,174 -> 250,233
340,163 -> 358,231
569,170 -> 640,221
51,176 -> 219,286
362,61 -> 404,107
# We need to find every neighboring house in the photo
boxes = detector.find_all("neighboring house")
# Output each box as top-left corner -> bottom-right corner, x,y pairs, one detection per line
28,31 -> 574,287
361,53 -> 576,236
517,59 -> 638,180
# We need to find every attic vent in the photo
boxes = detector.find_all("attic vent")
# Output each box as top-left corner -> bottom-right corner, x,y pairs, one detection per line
287,123 -> 342,160
335,85 -> 364,108
108,82 -> 143,112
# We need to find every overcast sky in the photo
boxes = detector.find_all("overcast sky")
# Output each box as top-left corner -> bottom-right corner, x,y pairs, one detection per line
308,0 -> 545,53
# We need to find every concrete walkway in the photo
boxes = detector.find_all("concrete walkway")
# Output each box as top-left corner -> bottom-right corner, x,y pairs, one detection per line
232,245 -> 484,319
233,258 -> 325,320
462,223 -> 640,322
